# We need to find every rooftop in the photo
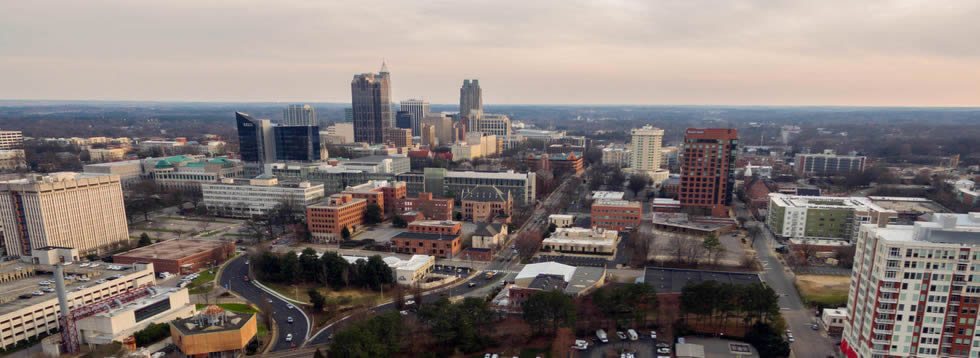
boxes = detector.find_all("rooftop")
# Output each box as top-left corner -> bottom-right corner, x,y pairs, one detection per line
867,196 -> 948,214
528,274 -> 567,291
565,266 -> 606,295
115,239 -> 230,261
768,193 -> 892,213
473,223 -> 505,237
516,262 -> 576,283
461,185 -> 509,202
171,309 -> 255,336
651,213 -> 735,232
0,261 -> 145,316
639,267 -> 762,294
591,191 -> 625,200
594,199 -> 640,207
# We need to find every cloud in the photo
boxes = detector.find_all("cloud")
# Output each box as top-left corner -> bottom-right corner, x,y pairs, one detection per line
0,0 -> 978,105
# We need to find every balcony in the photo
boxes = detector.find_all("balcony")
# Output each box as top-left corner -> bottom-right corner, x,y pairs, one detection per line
873,328 -> 893,335
879,286 -> 899,293
876,307 -> 896,315
871,338 -> 891,345
875,318 -> 895,324
878,297 -> 898,304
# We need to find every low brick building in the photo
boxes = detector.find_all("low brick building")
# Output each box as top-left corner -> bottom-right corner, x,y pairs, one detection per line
743,176 -> 778,209
342,180 -> 407,216
461,185 -> 513,223
407,220 -> 462,235
114,239 -> 235,274
396,192 -> 454,221
590,199 -> 642,231
390,232 -> 461,258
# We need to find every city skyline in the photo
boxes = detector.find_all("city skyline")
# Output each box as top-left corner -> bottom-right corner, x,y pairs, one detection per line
0,1 -> 978,106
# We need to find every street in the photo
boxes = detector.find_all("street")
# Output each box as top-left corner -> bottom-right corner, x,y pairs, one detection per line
737,201 -> 838,358
218,255 -> 310,352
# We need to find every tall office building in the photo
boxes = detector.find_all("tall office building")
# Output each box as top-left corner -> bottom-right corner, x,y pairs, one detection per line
395,111 -> 413,131
679,128 -> 738,218
282,104 -> 317,126
344,108 -> 353,122
423,113 -> 454,147
351,63 -> 392,144
400,99 -> 430,136
630,125 -> 664,171
460,79 -> 483,126
471,114 -> 512,136
275,125 -> 322,162
0,173 -> 129,257
236,112 -> 276,163
841,212 -> 980,358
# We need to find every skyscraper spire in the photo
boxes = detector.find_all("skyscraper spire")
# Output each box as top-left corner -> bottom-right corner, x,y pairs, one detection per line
380,59 -> 389,74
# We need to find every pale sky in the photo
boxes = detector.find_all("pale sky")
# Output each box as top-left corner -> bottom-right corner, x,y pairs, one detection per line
1,0 -> 978,106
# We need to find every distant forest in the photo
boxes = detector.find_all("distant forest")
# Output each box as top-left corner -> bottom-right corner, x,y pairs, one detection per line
0,102 -> 978,165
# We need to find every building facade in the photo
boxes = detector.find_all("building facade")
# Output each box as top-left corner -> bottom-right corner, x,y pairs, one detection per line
471,114 -> 511,137
631,126 -> 664,172
202,176 -> 325,218
841,213 -> 980,358
235,112 -> 276,163
542,227 -> 619,255
796,151 -> 867,175
461,185 -> 513,223
114,239 -> 235,274
384,128 -> 412,147
274,125 -> 323,162
460,79 -> 483,125
602,145 -> 632,168
325,122 -> 355,144
767,193 -> 897,243
397,168 -> 536,207
395,192 -> 453,221
679,128 -> 739,218
307,194 -> 367,241
400,99 -> 430,137
0,130 -> 23,150
151,157 -> 244,190
590,199 -> 642,231
282,104 -> 317,126
351,64 -> 392,144
0,173 -> 129,257
390,232 -> 461,259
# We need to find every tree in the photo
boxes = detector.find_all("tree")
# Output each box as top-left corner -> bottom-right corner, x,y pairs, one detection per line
309,289 -> 326,313
313,348 -> 325,358
341,226 -> 351,240
627,173 -> 649,196
364,203 -> 383,225
522,290 -> 576,335
703,233 -> 725,265
514,230 -> 542,261
798,240 -> 817,266
392,215 -> 407,228
628,231 -> 653,267
138,233 -> 153,247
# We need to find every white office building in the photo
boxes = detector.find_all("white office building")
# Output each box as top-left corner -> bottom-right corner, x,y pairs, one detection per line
282,104 -> 317,127
201,176 -> 325,218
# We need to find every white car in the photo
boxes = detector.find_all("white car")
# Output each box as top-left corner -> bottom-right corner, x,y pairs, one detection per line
400,310 -> 409,316
287,303 -> 295,310
405,299 -> 416,306
650,330 -> 657,339
287,316 -> 293,323
572,340 -> 588,350
285,333 -> 292,342
616,331 -> 627,340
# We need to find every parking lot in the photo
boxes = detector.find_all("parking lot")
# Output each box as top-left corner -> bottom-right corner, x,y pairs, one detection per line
578,331 -> 668,358
432,264 -> 475,277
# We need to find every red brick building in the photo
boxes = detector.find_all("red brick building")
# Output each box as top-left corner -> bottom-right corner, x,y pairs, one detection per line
395,192 -> 454,221
590,199 -> 642,231
461,185 -> 513,223
524,152 -> 585,176
390,232 -> 461,258
407,220 -> 462,235
307,194 -> 367,241
114,239 -> 234,274
342,180 -> 407,216
679,128 -> 739,218
743,176 -> 778,209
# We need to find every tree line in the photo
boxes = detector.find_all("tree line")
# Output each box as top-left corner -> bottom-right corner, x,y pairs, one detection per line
679,280 -> 780,330
327,311 -> 404,357
251,248 -> 393,290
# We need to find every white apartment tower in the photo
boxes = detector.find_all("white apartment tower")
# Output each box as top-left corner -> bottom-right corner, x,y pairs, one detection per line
0,173 -> 129,257
0,130 -> 23,150
842,212 -> 980,358
282,104 -> 317,126
400,99 -> 430,137
631,126 -> 664,172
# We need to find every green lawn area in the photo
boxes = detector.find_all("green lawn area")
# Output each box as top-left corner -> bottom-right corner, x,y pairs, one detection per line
187,269 -> 217,294
257,321 -> 268,338
796,275 -> 849,308
200,231 -> 221,237
159,216 -> 237,224
195,303 -> 258,314
132,227 -> 178,233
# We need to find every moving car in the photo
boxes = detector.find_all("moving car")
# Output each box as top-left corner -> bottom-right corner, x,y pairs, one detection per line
285,334 -> 292,342
287,316 -> 293,323
287,303 -> 295,310
468,282 -> 476,287
406,299 -> 416,306
656,342 -> 671,354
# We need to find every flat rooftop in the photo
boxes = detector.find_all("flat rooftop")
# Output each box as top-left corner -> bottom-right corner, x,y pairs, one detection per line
171,310 -> 254,336
391,232 -> 459,241
565,266 -> 605,295
867,196 -> 948,214
768,193 -> 892,213
0,261 -> 141,316
591,191 -> 625,200
115,239 -> 229,261
640,267 -> 761,294
651,213 -> 734,232
594,199 -> 639,207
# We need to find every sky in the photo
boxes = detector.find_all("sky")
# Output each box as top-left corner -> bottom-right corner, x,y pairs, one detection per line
1,0 -> 978,106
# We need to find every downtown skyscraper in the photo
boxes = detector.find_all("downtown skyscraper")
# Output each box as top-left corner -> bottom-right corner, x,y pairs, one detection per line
400,98 -> 430,136
460,79 -> 483,127
282,104 -> 317,126
351,62 -> 392,144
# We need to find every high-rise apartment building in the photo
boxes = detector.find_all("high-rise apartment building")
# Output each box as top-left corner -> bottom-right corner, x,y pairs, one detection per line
400,99 -> 430,136
351,63 -> 392,144
282,104 -> 317,126
460,79 -> 483,124
236,112 -> 276,163
679,128 -> 738,218
841,212 -> 980,358
0,173 -> 129,257
796,150 -> 867,175
0,130 -> 24,150
631,125 -> 664,172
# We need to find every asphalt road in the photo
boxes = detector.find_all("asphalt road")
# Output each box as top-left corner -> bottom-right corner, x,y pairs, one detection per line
737,201 -> 837,358
219,255 -> 310,352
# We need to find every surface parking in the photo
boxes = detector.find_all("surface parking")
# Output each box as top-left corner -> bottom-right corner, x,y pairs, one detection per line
534,254 -> 608,267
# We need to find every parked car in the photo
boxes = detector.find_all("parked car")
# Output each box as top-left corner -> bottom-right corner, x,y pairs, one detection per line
627,329 -> 638,341
650,330 -> 657,339
656,342 -> 671,354
616,331 -> 627,340
406,299 -> 416,306
572,340 -> 588,350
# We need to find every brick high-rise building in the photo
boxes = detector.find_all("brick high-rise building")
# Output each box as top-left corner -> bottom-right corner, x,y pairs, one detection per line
351,62 -> 392,144
679,128 -> 738,218
841,212 -> 980,358
307,194 -> 367,242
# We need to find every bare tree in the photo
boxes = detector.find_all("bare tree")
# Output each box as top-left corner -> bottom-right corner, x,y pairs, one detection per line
798,240 -> 817,266
515,230 -> 543,261
628,231 -> 653,267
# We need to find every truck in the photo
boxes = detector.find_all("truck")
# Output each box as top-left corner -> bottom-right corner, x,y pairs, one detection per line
596,329 -> 609,343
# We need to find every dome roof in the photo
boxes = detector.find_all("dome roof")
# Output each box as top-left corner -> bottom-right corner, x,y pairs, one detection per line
203,304 -> 225,315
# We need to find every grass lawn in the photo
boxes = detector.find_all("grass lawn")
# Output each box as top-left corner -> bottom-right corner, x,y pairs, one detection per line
159,216 -> 237,224
257,321 -> 268,338
187,269 -> 217,294
200,231 -> 221,237
132,227 -> 178,233
264,282 -> 384,308
797,274 -> 849,307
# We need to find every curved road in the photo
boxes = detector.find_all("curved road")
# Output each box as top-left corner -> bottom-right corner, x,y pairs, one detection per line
219,255 -> 310,352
